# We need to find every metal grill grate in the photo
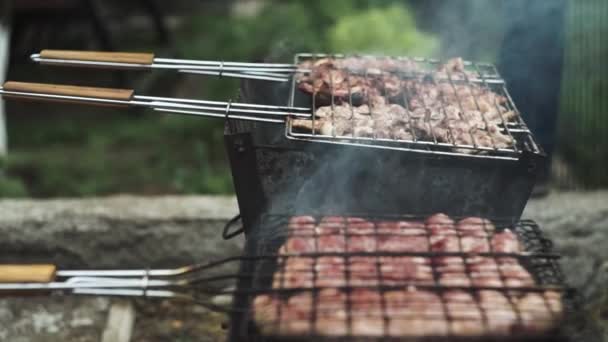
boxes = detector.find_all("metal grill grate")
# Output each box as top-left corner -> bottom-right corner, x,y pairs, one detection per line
287,54 -> 542,160
230,215 -> 568,341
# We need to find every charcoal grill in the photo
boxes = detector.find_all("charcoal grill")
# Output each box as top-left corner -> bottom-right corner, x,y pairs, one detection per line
0,51 -> 563,340
226,54 -> 545,232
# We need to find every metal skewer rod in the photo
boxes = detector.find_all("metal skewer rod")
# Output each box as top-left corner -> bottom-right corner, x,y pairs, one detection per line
30,50 -> 311,82
147,99 -> 307,117
73,288 -> 180,298
178,69 -> 289,82
0,82 -> 311,122
155,57 -> 297,68
134,94 -> 309,112
0,274 -> 568,293
30,54 -> 301,72
31,56 -> 302,73
0,279 -> 175,291
152,108 -> 284,123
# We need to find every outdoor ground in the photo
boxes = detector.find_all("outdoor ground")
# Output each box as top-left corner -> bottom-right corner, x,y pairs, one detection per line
0,191 -> 606,341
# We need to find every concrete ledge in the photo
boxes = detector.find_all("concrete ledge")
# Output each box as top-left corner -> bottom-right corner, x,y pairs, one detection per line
0,195 -> 242,268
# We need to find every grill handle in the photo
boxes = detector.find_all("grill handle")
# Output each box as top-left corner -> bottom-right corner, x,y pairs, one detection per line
0,82 -> 303,123
39,50 -> 155,65
222,214 -> 245,240
0,264 -> 56,283
1,81 -> 134,107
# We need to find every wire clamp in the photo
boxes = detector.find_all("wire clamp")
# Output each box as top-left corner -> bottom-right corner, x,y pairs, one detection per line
142,268 -> 150,298
218,61 -> 224,78
225,100 -> 232,120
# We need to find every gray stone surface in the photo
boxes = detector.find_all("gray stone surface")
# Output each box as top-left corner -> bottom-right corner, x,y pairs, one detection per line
0,297 -> 109,342
523,191 -> 608,341
0,195 -> 241,342
0,195 -> 242,268
0,192 -> 606,341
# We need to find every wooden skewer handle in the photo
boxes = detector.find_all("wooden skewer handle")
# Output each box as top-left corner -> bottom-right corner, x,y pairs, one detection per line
2,81 -> 134,107
0,264 -> 56,283
40,50 -> 155,65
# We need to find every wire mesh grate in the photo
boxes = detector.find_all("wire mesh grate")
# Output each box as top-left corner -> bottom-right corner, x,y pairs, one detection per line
231,214 -> 568,341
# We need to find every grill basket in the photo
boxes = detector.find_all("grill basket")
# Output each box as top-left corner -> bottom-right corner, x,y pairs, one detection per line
225,54 -> 545,232
227,215 -> 569,341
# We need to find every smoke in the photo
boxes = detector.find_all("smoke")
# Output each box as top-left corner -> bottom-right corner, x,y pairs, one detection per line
423,0 -> 566,159
421,1 -> 563,60
240,1 -> 569,235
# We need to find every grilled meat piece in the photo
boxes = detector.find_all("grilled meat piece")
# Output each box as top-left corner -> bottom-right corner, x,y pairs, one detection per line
491,229 -> 522,253
444,290 -> 486,335
460,235 -> 491,253
430,234 -> 461,252
457,217 -> 496,236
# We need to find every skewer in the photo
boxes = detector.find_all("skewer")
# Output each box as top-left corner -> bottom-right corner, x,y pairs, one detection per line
30,50 -> 309,82
0,251 -> 565,295
0,215 -> 567,312
0,248 -> 564,301
0,81 -> 311,123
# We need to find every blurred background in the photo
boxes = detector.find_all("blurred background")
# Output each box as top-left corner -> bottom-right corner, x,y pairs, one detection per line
0,0 -> 605,198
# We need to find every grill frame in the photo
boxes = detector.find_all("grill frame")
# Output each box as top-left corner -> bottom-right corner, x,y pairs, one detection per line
227,215 -> 569,341
285,54 -> 542,160
225,54 -> 545,232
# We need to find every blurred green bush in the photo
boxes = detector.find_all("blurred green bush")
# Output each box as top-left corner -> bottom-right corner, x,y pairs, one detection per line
3,0 -> 438,197
328,5 -> 438,56
9,0 -> 604,196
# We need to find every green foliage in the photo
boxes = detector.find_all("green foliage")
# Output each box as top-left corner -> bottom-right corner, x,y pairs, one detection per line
328,5 -> 438,56
5,112 -> 232,197
0,158 -> 27,197
4,1 -> 438,197
177,1 -> 436,64
0,176 -> 26,197
8,0 -> 603,195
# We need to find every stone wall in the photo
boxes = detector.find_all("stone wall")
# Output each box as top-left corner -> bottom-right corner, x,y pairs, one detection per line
524,191 -> 608,341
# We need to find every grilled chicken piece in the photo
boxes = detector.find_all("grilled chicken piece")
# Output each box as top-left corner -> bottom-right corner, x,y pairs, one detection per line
460,236 -> 490,253
444,290 -> 486,335
291,118 -> 324,132
439,272 -> 472,286
426,213 -> 455,230
457,217 -> 496,236
515,291 -> 562,333
430,234 -> 461,252
491,229 -> 522,253
377,220 -> 426,235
